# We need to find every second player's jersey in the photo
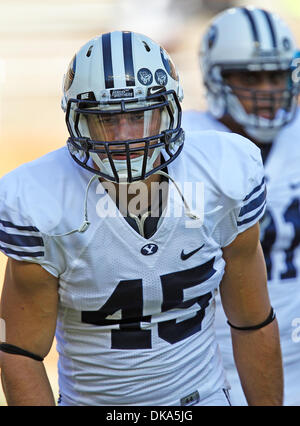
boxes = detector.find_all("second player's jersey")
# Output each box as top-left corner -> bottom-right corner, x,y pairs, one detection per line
183,109 -> 300,405
0,130 -> 265,405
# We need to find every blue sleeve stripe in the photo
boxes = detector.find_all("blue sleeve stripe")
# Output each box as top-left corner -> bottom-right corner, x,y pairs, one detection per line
0,245 -> 44,258
0,230 -> 44,247
239,187 -> 266,217
0,219 -> 39,232
237,201 -> 266,227
243,177 -> 265,202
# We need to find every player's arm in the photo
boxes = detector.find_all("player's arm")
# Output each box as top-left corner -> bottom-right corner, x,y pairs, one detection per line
0,258 -> 59,406
219,222 -> 283,406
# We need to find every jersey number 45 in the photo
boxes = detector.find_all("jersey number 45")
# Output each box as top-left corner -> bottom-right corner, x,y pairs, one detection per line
82,258 -> 215,349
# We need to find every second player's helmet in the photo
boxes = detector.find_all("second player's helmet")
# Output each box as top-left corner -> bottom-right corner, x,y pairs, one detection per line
200,7 -> 299,143
62,31 -> 184,183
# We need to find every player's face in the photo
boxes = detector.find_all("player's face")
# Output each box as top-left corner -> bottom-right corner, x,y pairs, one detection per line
86,109 -> 162,160
223,70 -> 289,119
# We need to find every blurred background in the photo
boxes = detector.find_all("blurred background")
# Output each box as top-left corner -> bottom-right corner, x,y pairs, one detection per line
0,0 -> 299,405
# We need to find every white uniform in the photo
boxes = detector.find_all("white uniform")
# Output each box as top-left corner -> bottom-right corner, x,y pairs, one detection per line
0,131 -> 265,406
183,109 -> 300,405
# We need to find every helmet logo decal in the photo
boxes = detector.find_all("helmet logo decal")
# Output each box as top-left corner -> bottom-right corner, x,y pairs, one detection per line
160,47 -> 178,81
122,31 -> 135,87
77,91 -> 96,101
141,243 -> 158,256
206,25 -> 217,50
155,69 -> 168,86
137,68 -> 153,85
282,37 -> 291,51
64,55 -> 76,91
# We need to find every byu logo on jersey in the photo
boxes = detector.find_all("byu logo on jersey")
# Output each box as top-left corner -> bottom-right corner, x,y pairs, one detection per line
141,243 -> 158,256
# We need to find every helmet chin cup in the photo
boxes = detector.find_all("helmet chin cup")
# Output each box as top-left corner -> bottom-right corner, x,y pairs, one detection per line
226,91 -> 296,143
91,147 -> 162,183
244,124 -> 280,144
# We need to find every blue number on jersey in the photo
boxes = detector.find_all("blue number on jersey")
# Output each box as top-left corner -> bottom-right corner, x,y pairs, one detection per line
261,198 -> 300,281
281,198 -> 300,279
82,258 -> 216,349
260,210 -> 276,280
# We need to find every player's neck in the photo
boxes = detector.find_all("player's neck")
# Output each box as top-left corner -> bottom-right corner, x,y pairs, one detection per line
219,115 -> 249,139
100,159 -> 167,218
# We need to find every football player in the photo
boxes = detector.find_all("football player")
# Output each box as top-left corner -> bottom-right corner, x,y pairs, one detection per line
182,7 -> 300,405
0,31 -> 281,406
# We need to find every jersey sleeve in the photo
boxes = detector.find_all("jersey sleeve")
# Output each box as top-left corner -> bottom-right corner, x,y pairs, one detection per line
235,176 -> 266,234
0,197 -> 63,278
210,133 -> 266,247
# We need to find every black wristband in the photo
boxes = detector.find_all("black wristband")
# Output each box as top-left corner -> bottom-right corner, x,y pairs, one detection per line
227,307 -> 276,331
0,343 -> 44,361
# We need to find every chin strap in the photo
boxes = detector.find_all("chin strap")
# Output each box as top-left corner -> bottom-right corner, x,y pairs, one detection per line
128,211 -> 151,238
156,170 -> 201,220
128,170 -> 202,237
49,174 -> 98,237
49,169 -> 201,238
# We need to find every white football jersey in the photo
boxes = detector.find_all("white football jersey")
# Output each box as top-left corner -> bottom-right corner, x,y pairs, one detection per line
0,130 -> 265,406
183,109 -> 300,405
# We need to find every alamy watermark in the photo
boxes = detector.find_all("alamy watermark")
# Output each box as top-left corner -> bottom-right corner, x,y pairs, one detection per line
95,180 -> 205,228
291,317 -> 300,343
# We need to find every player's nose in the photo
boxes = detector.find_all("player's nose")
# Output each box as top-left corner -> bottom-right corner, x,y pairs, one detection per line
116,116 -> 133,139
256,75 -> 279,94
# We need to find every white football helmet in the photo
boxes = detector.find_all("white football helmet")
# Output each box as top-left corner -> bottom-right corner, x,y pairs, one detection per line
62,31 -> 184,183
200,7 -> 299,143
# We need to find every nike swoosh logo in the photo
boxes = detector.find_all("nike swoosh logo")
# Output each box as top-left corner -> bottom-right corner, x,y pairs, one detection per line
181,244 -> 205,261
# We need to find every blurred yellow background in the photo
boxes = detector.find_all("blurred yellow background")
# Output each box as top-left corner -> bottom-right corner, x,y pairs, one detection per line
0,0 -> 299,406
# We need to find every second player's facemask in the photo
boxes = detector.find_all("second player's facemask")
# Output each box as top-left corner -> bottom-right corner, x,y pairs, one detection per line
212,69 -> 299,143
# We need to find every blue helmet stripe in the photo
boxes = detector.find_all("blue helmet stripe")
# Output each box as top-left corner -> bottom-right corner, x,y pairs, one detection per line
102,33 -> 114,89
242,7 -> 260,45
260,9 -> 278,49
122,31 -> 135,87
